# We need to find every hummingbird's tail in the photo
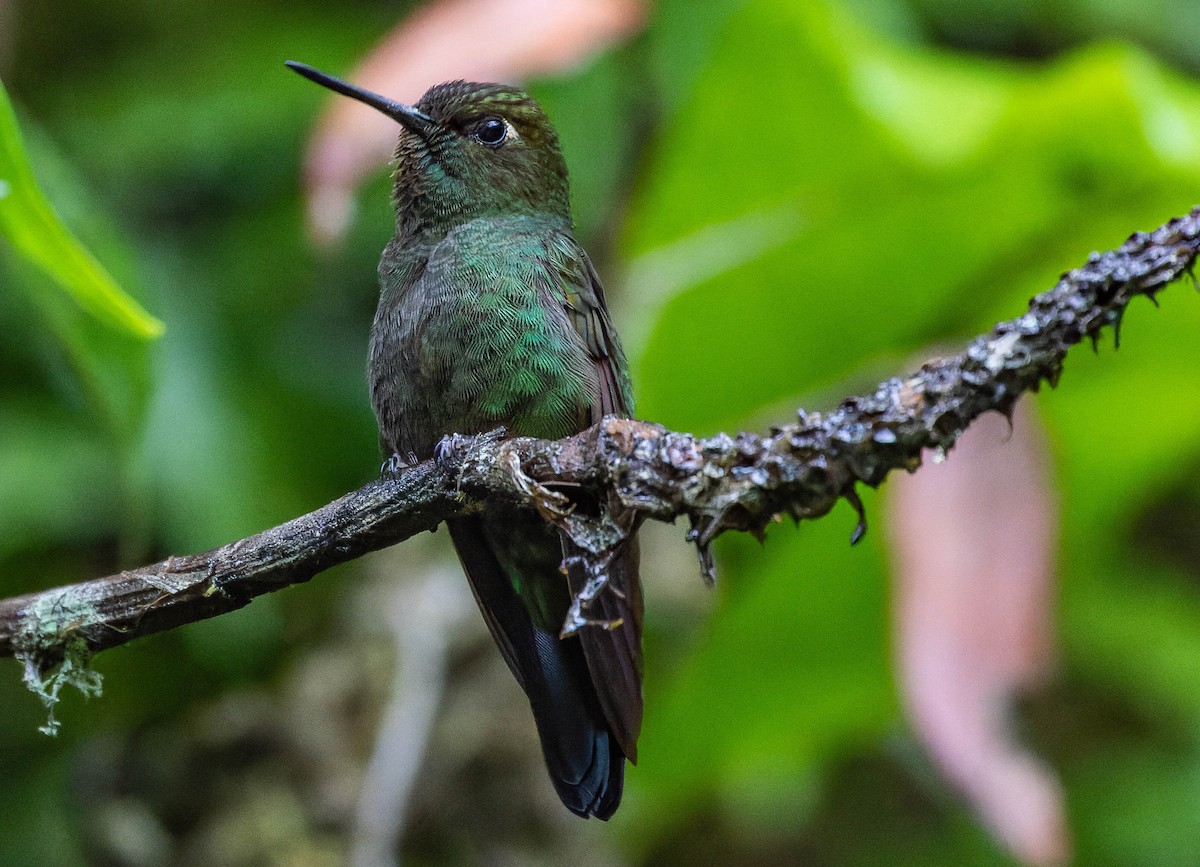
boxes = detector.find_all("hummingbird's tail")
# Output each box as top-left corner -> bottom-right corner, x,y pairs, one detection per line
524,615 -> 626,818
448,515 -> 629,819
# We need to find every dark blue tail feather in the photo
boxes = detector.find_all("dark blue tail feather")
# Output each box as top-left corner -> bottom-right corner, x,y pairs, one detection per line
449,516 -> 625,819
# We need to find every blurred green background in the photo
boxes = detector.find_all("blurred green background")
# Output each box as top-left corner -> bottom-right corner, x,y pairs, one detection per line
4,0 -> 1200,864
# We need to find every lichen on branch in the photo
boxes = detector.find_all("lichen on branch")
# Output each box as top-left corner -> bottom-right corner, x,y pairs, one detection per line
13,589 -> 105,735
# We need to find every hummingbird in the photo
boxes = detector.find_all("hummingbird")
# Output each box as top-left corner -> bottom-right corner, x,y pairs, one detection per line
287,61 -> 643,819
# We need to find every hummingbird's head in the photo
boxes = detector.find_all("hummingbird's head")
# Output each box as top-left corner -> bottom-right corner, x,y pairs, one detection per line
287,62 -> 571,235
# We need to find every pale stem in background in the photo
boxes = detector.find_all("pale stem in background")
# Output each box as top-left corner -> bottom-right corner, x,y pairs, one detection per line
352,564 -> 474,867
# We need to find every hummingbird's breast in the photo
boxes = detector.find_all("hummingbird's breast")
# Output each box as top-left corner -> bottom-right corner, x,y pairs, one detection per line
370,215 -> 598,459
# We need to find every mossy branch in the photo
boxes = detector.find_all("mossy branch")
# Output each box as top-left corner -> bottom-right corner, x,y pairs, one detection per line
2,206 -> 1198,727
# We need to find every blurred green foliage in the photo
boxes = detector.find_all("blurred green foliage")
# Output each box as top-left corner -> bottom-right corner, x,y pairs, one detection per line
3,0 -> 1200,864
0,80 -> 161,342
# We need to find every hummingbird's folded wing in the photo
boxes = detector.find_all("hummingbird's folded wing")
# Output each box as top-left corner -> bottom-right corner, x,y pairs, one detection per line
557,243 -> 644,763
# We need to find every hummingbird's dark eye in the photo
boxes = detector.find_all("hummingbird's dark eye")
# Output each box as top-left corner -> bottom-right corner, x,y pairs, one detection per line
471,117 -> 509,147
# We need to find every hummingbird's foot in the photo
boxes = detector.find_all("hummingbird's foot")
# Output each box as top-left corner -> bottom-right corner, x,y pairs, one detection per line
433,427 -> 508,468
433,435 -> 462,467
381,451 -> 419,474
504,450 -> 573,521
559,552 -> 625,637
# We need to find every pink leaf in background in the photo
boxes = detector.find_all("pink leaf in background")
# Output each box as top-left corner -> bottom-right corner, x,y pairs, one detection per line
887,402 -> 1070,866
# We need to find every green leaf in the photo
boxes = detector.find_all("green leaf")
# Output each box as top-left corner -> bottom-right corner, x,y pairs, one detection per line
0,78 -> 163,340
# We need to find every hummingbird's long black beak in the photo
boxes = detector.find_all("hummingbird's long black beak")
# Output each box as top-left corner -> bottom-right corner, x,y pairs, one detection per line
285,61 -> 433,134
